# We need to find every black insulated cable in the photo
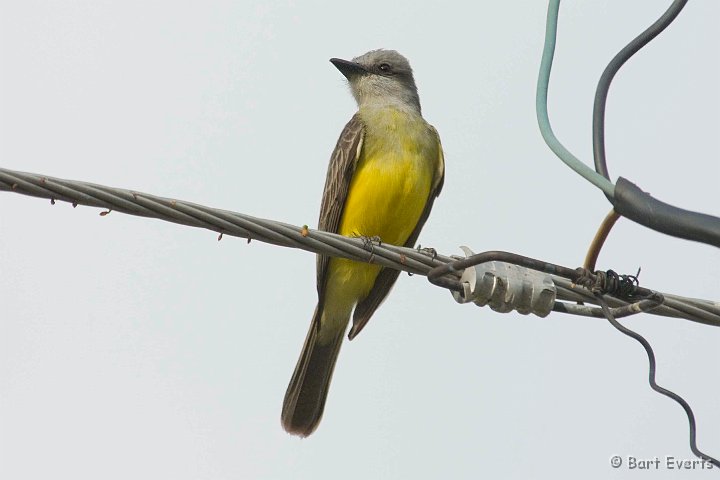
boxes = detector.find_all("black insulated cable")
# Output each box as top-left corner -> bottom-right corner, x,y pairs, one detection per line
590,0 -> 720,247
613,177 -> 720,248
592,0 -> 689,181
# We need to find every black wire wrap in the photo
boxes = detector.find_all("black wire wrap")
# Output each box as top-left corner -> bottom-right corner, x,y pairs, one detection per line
613,177 -> 720,248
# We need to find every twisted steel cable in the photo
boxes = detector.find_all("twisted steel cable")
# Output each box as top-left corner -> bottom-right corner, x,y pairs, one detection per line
0,167 -> 454,276
1,166 -> 718,327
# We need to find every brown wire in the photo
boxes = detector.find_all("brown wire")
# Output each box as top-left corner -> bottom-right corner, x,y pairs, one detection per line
583,209 -> 621,271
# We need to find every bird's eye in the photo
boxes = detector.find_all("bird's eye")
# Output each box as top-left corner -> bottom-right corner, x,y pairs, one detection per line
378,63 -> 391,73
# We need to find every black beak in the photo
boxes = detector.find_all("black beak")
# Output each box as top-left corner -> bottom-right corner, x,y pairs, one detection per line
330,58 -> 367,80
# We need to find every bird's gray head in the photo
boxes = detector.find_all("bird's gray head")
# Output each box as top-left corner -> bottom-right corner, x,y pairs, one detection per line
330,49 -> 421,113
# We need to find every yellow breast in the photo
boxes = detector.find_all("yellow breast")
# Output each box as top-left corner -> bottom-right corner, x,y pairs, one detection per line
339,108 -> 438,245
322,107 -> 440,311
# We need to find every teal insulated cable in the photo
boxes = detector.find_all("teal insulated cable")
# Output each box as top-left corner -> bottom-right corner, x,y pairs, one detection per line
536,0 -> 616,198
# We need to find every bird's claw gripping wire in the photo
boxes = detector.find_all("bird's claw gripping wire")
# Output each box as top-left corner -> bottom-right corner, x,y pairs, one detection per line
360,235 -> 382,263
416,245 -> 438,261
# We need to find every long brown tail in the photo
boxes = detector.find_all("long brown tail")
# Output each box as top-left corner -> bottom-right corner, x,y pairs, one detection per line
281,307 -> 346,437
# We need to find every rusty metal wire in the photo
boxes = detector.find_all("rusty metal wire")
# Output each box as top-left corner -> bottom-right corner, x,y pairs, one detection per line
1,166 -> 719,327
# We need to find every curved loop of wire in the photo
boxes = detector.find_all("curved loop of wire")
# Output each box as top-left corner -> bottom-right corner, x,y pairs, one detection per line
594,294 -> 720,468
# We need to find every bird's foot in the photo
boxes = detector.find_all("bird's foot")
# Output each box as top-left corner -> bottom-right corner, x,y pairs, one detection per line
416,244 -> 438,261
359,235 -> 382,263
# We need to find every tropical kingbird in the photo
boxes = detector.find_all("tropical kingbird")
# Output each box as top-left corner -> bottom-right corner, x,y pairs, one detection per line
281,49 -> 445,436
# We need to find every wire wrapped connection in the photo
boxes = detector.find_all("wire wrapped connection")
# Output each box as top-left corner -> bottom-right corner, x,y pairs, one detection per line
450,247 -> 557,317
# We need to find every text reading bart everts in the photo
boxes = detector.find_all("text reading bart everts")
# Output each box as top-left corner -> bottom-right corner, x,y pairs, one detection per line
610,455 -> 713,470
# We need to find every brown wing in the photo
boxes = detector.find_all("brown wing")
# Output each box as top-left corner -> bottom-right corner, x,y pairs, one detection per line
348,125 -> 446,340
316,114 -> 365,302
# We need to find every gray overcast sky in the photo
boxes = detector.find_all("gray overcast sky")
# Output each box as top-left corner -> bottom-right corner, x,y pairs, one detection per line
1,1 -> 718,479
